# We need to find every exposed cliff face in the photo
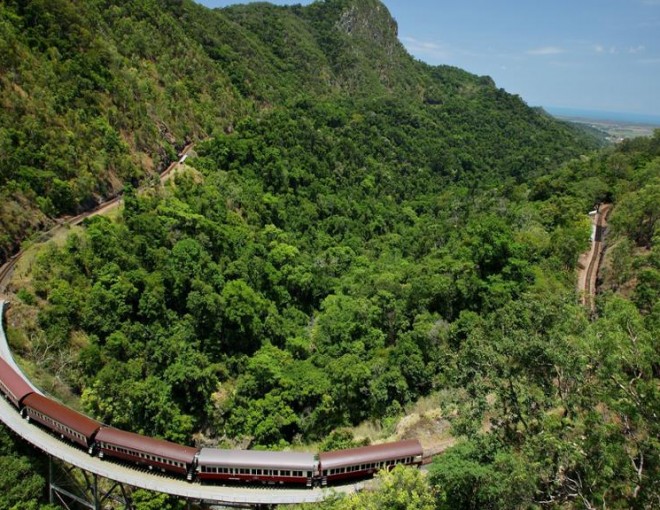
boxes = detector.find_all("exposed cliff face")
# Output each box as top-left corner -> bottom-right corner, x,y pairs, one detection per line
334,0 -> 410,89
337,0 -> 399,46
303,0 -> 422,94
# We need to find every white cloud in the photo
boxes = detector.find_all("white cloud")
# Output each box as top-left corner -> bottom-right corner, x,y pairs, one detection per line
595,45 -> 619,55
400,36 -> 452,60
526,46 -> 565,56
629,45 -> 646,54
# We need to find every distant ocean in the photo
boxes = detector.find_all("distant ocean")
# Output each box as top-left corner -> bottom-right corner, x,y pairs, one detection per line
545,107 -> 660,127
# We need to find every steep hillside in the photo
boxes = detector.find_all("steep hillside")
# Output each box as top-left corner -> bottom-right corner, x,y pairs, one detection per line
3,2 -> 659,509
0,0 -> 598,264
0,0 -> 244,261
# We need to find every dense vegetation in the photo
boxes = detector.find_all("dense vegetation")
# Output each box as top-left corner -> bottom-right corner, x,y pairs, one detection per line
1,0 -> 657,509
291,133 -> 660,509
0,0 -> 595,262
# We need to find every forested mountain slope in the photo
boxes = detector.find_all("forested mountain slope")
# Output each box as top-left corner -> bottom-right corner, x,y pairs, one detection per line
4,1 -> 656,510
0,0 -> 597,263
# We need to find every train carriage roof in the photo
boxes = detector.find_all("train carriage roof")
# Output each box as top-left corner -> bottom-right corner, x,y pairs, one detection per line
95,427 -> 197,464
22,393 -> 102,439
0,356 -> 34,405
318,439 -> 423,470
197,448 -> 317,471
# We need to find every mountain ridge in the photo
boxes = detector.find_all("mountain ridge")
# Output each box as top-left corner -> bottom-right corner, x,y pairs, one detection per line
0,0 -> 598,262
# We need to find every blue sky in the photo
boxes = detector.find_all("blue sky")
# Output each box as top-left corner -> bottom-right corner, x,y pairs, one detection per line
198,0 -> 660,117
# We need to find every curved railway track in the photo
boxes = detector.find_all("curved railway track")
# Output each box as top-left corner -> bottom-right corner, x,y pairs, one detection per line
0,300 -> 408,508
0,143 -> 391,505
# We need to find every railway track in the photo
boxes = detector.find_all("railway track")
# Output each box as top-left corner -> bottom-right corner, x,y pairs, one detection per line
0,254 -> 19,294
581,204 -> 612,311
0,142 -> 195,295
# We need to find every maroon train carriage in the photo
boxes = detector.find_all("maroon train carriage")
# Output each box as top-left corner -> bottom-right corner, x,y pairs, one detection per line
197,448 -> 318,487
318,439 -> 423,485
94,427 -> 198,479
0,356 -> 34,408
22,393 -> 102,451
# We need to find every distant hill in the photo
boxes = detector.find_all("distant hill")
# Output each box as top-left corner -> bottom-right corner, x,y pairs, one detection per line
0,0 -> 598,263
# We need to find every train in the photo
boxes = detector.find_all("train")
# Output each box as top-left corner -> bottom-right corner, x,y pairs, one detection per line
0,355 -> 423,487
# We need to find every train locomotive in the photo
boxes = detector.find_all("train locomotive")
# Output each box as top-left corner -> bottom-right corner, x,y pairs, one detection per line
0,355 -> 423,486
